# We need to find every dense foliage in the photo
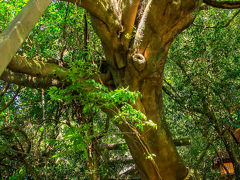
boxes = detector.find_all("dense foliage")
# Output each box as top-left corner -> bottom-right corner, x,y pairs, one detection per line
0,0 -> 239,179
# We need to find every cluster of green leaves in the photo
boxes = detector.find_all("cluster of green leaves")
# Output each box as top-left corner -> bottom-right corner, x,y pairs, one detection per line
0,0 -> 28,31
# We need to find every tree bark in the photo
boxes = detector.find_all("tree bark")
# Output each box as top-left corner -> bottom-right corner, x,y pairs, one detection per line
87,1 -> 200,178
110,51 -> 187,180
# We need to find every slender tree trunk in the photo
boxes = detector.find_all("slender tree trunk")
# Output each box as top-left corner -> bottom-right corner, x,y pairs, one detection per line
87,118 -> 98,180
221,131 -> 240,179
87,143 -> 98,180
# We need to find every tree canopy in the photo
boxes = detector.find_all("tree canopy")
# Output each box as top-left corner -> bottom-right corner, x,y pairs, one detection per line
0,0 -> 240,179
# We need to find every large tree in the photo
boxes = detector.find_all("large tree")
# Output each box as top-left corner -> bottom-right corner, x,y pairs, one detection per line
1,0 -> 240,179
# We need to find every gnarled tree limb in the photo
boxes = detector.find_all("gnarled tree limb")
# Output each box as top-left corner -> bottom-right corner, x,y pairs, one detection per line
0,69 -> 62,88
0,55 -> 65,87
8,55 -> 67,78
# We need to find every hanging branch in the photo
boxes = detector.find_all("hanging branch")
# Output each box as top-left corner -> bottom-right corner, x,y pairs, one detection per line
59,3 -> 70,64
0,83 -> 10,98
83,10 -> 89,61
193,9 -> 240,28
0,85 -> 21,112
203,0 -> 240,9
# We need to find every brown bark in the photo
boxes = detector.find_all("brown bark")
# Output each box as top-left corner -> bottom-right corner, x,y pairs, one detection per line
88,1 -> 200,178
115,56 -> 187,180
0,69 -> 61,88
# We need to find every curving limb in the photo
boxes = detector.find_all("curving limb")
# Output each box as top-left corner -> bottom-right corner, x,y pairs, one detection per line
59,0 -> 122,33
0,69 -> 62,89
0,55 -> 66,88
0,86 -> 21,112
203,0 -> 240,9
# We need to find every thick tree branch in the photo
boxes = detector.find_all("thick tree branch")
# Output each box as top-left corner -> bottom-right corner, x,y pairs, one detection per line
8,55 -> 67,78
129,0 -> 199,72
203,0 -> 240,9
121,0 -> 141,48
1,55 -> 105,90
0,54 -> 64,86
132,0 -> 152,52
0,69 -> 61,88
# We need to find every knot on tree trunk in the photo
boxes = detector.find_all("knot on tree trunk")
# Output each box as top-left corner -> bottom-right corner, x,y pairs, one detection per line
132,53 -> 146,71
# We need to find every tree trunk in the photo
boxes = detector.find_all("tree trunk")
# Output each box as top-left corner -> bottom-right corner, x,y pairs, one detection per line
87,119 -> 99,180
100,44 -> 188,179
87,142 -> 98,180
88,1 -> 200,178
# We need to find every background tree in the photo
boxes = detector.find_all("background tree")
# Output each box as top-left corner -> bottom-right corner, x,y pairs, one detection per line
164,7 -> 240,178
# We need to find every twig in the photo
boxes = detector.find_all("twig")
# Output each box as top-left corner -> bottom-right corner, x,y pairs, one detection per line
193,9 -> 240,28
0,83 -> 10,97
0,86 -> 21,112
203,0 -> 240,9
